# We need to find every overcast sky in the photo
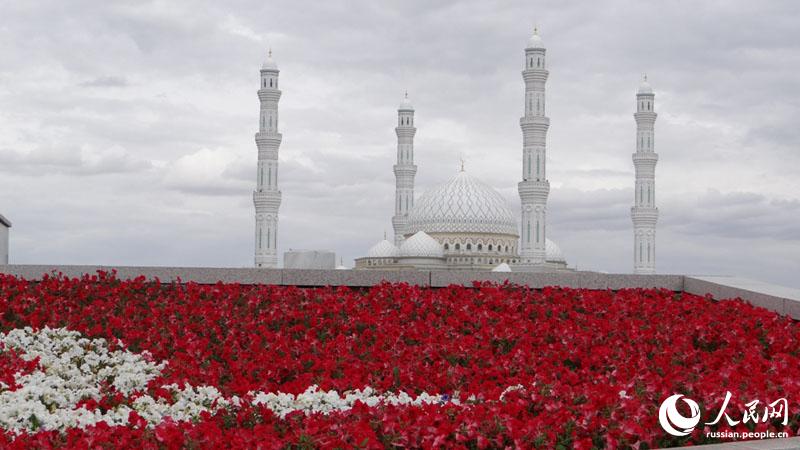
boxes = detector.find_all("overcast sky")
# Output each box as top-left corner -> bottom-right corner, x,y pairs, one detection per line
1,0 -> 798,287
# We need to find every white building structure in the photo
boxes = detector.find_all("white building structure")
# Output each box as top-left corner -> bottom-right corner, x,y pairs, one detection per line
517,28 -> 550,266
631,75 -> 659,274
258,29 -> 661,274
0,214 -> 10,265
355,28 -> 569,272
254,50 -> 282,268
391,92 -> 417,246
283,250 -> 336,270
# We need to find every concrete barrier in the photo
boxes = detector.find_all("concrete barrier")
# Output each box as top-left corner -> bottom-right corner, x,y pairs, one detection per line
1,265 -> 798,320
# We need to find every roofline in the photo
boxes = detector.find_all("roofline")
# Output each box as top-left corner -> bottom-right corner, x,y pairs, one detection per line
0,214 -> 10,228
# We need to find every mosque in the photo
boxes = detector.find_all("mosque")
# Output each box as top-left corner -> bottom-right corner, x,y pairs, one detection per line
253,28 -> 660,273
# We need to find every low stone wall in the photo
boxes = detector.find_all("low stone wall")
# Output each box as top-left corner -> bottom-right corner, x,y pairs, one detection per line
1,265 -> 798,320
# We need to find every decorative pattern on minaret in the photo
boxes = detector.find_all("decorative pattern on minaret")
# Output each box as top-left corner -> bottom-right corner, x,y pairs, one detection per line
631,75 -> 659,274
517,27 -> 550,264
253,50 -> 283,268
392,92 -> 417,246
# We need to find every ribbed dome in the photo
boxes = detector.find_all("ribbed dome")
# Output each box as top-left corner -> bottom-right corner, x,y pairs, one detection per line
262,50 -> 278,70
637,75 -> 653,95
399,92 -> 413,110
527,28 -> 544,49
492,262 -> 512,272
399,231 -> 443,258
367,239 -> 400,258
545,238 -> 566,263
407,171 -> 518,236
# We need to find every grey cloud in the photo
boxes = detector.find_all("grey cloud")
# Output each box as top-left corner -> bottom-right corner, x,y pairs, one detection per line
79,76 -> 129,88
0,0 -> 798,288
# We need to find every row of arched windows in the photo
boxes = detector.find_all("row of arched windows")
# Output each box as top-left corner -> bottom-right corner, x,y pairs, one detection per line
262,77 -> 278,89
639,100 -> 652,111
527,56 -> 544,69
638,241 -> 653,263
399,116 -> 413,126
443,242 -> 513,253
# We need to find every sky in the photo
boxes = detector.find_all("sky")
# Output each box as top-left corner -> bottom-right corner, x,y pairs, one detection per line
0,0 -> 798,287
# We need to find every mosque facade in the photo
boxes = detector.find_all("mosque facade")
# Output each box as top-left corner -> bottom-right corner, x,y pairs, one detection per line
256,29 -> 658,273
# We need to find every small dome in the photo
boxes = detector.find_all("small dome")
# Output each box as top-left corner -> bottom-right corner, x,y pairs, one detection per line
492,262 -> 512,272
367,239 -> 400,258
637,75 -> 653,95
262,50 -> 278,70
527,28 -> 544,49
399,231 -> 443,258
399,92 -> 414,110
545,238 -> 566,263
407,171 -> 518,236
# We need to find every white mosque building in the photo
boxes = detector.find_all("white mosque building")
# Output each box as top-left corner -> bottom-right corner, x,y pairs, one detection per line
255,28 -> 659,273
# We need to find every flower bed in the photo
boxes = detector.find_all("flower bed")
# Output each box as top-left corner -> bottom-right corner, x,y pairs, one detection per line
0,271 -> 798,448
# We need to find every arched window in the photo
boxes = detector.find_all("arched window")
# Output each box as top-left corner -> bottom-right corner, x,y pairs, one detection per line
267,167 -> 271,186
647,242 -> 651,262
537,57 -> 540,67
527,155 -> 531,178
267,229 -> 271,249
466,244 -> 472,250
263,80 -> 266,88
505,246 -> 509,252
270,78 -> 273,87
488,244 -> 493,251
536,222 -> 540,243
444,243 -> 449,250
536,155 -> 540,178
258,228 -> 262,249
527,221 -> 531,243
477,244 -> 482,251
455,243 -> 460,250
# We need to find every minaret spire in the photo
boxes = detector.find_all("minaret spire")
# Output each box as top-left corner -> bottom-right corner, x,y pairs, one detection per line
631,74 -> 659,274
253,49 -> 283,268
392,92 -> 418,246
517,26 -> 550,265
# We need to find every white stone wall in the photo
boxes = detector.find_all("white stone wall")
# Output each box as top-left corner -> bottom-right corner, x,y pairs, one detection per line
0,225 -> 8,265
283,250 -> 336,270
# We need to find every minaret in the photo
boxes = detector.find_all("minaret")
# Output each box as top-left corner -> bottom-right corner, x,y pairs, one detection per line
391,92 -> 417,246
517,27 -> 550,264
253,50 -> 283,268
631,75 -> 659,274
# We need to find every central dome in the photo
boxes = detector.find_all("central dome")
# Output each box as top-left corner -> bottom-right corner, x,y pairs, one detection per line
407,171 -> 518,236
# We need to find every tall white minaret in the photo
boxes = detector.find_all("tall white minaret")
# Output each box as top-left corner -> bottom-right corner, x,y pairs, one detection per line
518,28 -> 550,264
391,92 -> 417,246
631,75 -> 659,274
254,50 -> 283,268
